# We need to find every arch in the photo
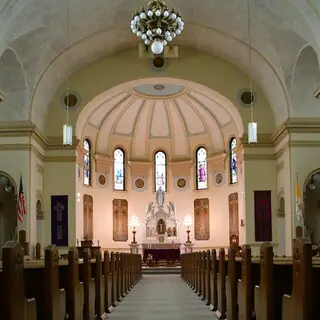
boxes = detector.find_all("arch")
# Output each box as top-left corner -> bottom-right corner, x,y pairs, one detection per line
154,150 -> 167,192
196,146 -> 208,190
0,171 -> 18,255
229,137 -> 238,184
83,138 -> 92,186
290,45 -> 320,117
76,77 -> 244,142
114,147 -> 125,191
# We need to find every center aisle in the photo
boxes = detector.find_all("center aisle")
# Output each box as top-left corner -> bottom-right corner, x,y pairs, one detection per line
108,274 -> 216,320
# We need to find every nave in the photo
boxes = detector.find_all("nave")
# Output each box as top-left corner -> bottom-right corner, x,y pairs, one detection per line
108,274 -> 214,320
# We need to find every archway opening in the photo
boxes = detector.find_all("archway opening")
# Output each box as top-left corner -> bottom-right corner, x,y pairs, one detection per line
0,172 -> 17,256
303,169 -> 320,245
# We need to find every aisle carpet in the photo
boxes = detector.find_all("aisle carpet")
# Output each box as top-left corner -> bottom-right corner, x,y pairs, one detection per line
108,274 -> 216,320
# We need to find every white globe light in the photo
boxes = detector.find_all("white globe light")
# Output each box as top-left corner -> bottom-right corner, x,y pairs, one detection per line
131,20 -> 136,25
165,31 -> 171,37
134,15 -> 140,22
156,28 -> 162,35
151,40 -> 164,55
137,31 -> 142,37
176,17 -> 181,23
155,9 -> 161,16
175,30 -> 181,35
170,13 -> 177,20
141,34 -> 147,40
172,32 -> 176,38
162,40 -> 167,46
167,35 -> 172,42
147,10 -> 153,17
164,10 -> 169,17
140,12 -> 146,19
132,28 -> 137,34
145,39 -> 150,45
146,29 -> 152,37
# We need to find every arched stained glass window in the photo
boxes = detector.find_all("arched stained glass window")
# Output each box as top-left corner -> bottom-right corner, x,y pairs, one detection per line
114,148 -> 125,191
196,147 -> 208,190
230,138 -> 237,184
83,139 -> 91,186
155,151 -> 167,192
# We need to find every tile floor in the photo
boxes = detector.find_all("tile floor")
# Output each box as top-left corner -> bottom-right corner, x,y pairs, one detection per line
108,274 -> 216,320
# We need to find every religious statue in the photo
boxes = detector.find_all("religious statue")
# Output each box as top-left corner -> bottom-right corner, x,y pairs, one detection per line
198,164 -> 206,182
157,219 -> 166,235
156,187 -> 165,208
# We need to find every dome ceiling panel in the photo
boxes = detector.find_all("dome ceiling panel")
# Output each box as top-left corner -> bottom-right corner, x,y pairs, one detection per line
88,91 -> 130,128
192,101 -> 224,152
95,97 -> 130,153
150,100 -> 170,138
114,98 -> 145,136
132,101 -> 151,157
188,91 -> 232,127
174,98 -> 206,135
167,101 -> 188,156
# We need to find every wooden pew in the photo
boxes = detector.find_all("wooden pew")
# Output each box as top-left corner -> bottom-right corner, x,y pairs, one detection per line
95,250 -> 107,319
205,250 -> 211,305
254,243 -> 274,320
216,248 -> 227,319
210,249 -> 218,311
103,250 -> 113,313
282,237 -> 313,320
83,248 -> 95,320
64,247 -> 84,320
226,246 -> 238,320
238,245 -> 255,320
0,241 -> 37,320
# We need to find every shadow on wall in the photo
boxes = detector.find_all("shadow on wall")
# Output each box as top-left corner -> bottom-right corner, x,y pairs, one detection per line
0,172 -> 17,258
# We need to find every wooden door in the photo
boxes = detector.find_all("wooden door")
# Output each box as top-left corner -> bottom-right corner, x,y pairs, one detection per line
83,194 -> 93,240
228,193 -> 239,248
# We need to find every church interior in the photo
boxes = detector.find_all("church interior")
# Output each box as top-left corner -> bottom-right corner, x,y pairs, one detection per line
0,0 -> 320,319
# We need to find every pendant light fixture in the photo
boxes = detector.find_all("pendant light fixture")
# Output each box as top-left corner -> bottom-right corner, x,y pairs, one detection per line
247,0 -> 257,144
63,0 -> 73,146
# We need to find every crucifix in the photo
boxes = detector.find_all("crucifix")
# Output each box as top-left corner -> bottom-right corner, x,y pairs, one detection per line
54,202 -> 65,222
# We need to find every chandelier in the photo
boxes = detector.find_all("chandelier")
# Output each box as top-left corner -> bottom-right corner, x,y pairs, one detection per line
130,0 -> 184,55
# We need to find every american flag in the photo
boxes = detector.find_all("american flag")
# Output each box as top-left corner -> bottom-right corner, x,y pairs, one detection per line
17,175 -> 26,223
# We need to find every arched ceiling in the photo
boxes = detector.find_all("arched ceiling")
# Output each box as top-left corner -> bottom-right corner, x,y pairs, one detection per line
77,79 -> 243,159
0,0 -> 319,131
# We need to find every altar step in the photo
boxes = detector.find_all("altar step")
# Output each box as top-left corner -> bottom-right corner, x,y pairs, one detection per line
142,266 -> 181,275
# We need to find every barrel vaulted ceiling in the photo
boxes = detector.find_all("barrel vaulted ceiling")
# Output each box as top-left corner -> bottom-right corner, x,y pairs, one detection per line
0,0 -> 319,132
77,80 -> 243,158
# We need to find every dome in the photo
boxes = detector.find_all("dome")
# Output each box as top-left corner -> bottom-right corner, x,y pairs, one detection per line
77,78 -> 243,159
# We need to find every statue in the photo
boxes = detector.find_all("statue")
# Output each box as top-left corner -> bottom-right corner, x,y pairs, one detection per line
156,187 -> 165,208
157,219 -> 166,235
146,201 -> 155,218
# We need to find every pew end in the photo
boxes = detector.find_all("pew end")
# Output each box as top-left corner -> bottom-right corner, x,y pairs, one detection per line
25,297 -> 37,320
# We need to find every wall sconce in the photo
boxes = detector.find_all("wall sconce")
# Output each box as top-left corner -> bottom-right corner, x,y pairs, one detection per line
76,192 -> 81,202
183,215 -> 193,243
240,219 -> 245,227
129,215 -> 140,244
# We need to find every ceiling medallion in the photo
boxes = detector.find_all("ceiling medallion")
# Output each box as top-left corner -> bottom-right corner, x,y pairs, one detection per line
130,0 -> 184,55
153,84 -> 165,90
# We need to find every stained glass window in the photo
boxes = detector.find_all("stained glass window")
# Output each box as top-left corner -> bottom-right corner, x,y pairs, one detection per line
230,138 -> 237,184
155,151 -> 167,192
196,147 -> 208,190
83,139 -> 91,186
114,148 -> 125,191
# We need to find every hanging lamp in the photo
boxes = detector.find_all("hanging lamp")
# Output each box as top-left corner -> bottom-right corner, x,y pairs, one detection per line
63,0 -> 73,146
247,0 -> 257,144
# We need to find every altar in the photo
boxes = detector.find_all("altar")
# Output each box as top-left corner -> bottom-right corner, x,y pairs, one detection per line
141,188 -> 182,263
142,187 -> 182,245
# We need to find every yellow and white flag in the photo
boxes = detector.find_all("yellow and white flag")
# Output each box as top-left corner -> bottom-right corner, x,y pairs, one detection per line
295,174 -> 303,222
